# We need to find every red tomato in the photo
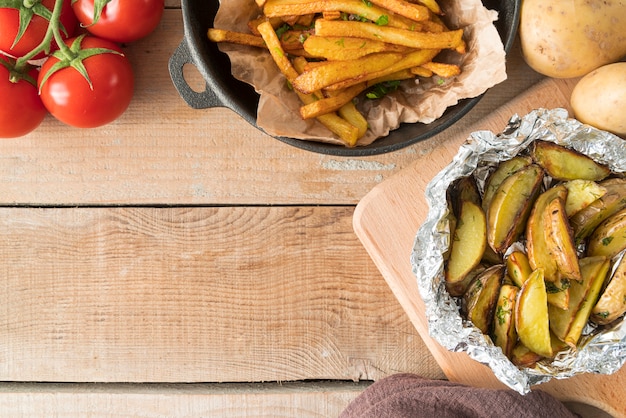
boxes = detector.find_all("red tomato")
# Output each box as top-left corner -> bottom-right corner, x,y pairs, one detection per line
0,0 -> 77,59
72,0 -> 164,44
0,56 -> 47,138
38,35 -> 134,128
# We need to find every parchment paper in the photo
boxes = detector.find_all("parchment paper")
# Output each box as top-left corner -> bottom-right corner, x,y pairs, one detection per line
214,0 -> 507,146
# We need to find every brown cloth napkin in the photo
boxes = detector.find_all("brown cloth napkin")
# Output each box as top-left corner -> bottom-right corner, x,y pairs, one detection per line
340,373 -> 578,418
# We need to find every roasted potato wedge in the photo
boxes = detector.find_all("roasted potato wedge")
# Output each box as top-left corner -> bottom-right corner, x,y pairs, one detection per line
447,176 -> 481,218
570,178 -> 626,243
543,194 -> 582,283
506,250 -> 532,288
564,257 -> 610,348
492,284 -> 518,358
446,263 -> 486,297
510,342 -> 543,367
526,185 -> 568,282
445,200 -> 487,285
462,264 -> 504,334
487,164 -> 544,254
587,208 -> 626,258
549,256 -> 609,341
592,255 -> 626,325
482,156 -> 533,214
515,268 -> 552,358
563,179 -> 607,217
531,140 -> 611,181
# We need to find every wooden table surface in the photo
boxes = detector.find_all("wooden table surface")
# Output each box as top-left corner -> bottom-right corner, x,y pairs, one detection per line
0,2 -> 551,416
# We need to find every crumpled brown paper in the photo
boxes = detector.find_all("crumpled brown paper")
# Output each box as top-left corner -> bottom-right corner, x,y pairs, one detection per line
214,0 -> 507,146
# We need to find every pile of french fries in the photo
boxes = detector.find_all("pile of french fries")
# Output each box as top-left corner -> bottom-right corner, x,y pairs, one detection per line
208,0 -> 465,147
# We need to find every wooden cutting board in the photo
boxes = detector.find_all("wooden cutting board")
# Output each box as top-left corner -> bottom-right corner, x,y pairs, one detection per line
353,77 -> 625,416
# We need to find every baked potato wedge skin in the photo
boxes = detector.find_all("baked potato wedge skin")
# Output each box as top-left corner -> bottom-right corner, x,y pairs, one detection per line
492,284 -> 518,358
531,140 -> 611,181
587,208 -> 626,259
515,268 -> 552,358
549,256 -> 608,341
462,264 -> 504,334
543,195 -> 582,283
592,255 -> 626,325
526,185 -> 568,281
445,200 -> 487,284
570,178 -> 626,243
487,164 -> 544,254
482,156 -> 532,214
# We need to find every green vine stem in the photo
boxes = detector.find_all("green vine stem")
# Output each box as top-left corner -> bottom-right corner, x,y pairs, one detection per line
13,0 -> 73,72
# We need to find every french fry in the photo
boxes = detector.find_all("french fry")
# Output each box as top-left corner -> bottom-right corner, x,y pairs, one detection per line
292,52 -> 406,94
207,28 -> 266,48
324,48 -> 439,91
412,0 -> 442,15
299,70 -> 414,119
314,19 -> 464,50
421,61 -> 461,78
303,36 -> 410,61
369,0 -> 430,21
263,0 -> 416,29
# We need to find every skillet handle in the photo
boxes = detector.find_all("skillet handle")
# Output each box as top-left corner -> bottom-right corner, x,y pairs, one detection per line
168,41 -> 223,109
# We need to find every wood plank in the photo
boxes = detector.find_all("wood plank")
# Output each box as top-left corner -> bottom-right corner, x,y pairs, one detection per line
0,206 -> 443,383
0,381 -> 366,417
353,77 -> 626,416
0,11 -> 543,206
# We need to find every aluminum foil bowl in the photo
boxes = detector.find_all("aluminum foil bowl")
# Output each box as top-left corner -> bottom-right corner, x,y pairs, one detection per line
411,108 -> 626,394
168,0 -> 521,156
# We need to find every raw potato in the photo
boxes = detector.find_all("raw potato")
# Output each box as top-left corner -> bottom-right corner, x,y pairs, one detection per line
519,0 -> 626,78
571,62 -> 626,137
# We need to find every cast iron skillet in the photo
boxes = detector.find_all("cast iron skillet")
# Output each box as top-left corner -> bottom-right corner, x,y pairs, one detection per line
169,0 -> 521,156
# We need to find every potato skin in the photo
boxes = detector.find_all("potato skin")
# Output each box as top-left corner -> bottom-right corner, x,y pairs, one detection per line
571,62 -> 626,137
520,0 -> 626,78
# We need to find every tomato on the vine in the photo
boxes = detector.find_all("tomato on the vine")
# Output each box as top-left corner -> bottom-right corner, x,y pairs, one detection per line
0,56 -> 47,138
38,35 -> 134,128
71,0 -> 164,44
0,0 -> 77,59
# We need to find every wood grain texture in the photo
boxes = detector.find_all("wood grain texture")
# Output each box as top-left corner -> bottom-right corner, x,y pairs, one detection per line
0,206 -> 443,383
353,77 -> 625,416
0,381 -> 366,417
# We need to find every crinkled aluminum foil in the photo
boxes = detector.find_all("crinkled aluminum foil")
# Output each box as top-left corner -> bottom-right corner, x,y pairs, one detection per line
411,108 -> 626,394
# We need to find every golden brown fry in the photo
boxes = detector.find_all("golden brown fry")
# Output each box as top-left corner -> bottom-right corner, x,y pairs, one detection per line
207,28 -> 266,48
299,70 -> 414,119
324,48 -> 439,91
255,0 -> 267,8
292,52 -> 405,94
257,21 -> 300,81
369,0 -> 430,21
314,18 -> 464,50
322,10 -> 342,20
248,16 -> 284,35
410,66 -> 433,77
411,0 -> 442,15
421,61 -> 461,77
338,102 -> 368,138
263,0 -> 415,29
303,36 -> 410,61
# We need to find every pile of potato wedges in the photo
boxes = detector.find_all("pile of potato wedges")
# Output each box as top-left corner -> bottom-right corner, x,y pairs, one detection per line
444,139 -> 626,367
